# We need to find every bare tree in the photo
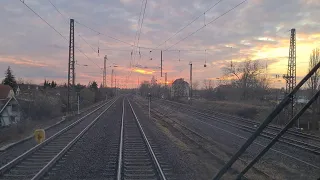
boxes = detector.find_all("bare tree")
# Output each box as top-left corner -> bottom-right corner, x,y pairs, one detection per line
192,80 -> 200,97
17,78 -> 25,84
202,79 -> 214,90
307,48 -> 320,130
223,59 -> 268,100
203,79 -> 208,90
192,80 -> 199,90
139,81 -> 150,96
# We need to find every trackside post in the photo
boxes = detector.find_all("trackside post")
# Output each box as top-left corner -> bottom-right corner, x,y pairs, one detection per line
148,93 -> 151,120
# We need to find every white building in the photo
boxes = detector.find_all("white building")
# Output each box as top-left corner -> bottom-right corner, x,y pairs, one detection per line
0,85 -> 21,127
171,78 -> 190,98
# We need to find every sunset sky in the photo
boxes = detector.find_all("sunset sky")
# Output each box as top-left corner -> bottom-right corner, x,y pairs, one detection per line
0,0 -> 320,89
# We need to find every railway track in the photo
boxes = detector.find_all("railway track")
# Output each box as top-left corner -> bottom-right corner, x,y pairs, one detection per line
136,97 -> 319,178
164,99 -> 320,142
147,103 -> 274,180
0,97 -> 118,180
115,98 -> 167,180
157,99 -> 320,154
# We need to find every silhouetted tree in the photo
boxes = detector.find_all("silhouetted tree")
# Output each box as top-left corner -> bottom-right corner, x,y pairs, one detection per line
223,59 -> 269,100
75,83 -> 86,92
89,81 -> 98,90
2,66 -> 17,92
51,80 -> 57,88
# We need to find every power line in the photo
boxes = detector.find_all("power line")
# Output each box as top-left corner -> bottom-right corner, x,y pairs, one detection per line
47,0 -> 100,54
47,1 -> 157,52
129,0 -> 148,82
164,0 -> 247,51
20,0 -> 67,41
47,0 -> 68,20
133,0 -> 145,51
20,0 -> 102,70
74,21 -> 161,52
47,0 -> 155,53
76,47 -> 102,69
153,0 -> 224,50
130,0 -> 146,72
75,20 -> 135,47
78,34 -> 97,53
136,0 -> 148,50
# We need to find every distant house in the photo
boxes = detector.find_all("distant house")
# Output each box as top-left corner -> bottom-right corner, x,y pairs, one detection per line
171,78 -> 190,98
0,85 -> 21,127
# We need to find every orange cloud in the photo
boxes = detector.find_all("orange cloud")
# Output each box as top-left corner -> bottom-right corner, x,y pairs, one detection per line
0,56 -> 48,67
134,68 -> 155,75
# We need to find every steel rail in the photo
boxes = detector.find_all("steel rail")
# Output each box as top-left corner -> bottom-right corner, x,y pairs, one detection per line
127,99 -> 167,180
116,98 -> 125,180
151,100 -> 320,169
161,99 -> 320,143
0,97 -> 118,178
160,99 -> 320,152
31,98 -> 118,180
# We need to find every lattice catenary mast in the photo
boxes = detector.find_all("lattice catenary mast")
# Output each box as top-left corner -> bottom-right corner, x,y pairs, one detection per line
283,28 -> 296,122
67,19 -> 75,114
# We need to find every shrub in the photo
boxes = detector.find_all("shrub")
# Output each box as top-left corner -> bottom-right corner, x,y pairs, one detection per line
20,94 -> 62,120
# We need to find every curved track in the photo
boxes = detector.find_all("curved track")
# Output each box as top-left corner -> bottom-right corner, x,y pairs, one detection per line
0,98 -> 118,180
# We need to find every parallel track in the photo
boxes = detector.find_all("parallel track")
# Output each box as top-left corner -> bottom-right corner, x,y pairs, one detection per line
138,97 -> 320,178
143,98 -> 319,170
157,99 -> 320,154
0,98 -> 118,180
116,98 -> 167,180
144,103 -> 260,180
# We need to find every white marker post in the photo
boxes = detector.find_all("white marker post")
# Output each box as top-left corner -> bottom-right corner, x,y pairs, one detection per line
148,93 -> 151,120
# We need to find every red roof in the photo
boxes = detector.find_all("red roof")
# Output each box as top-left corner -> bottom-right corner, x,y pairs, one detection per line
0,85 -> 12,99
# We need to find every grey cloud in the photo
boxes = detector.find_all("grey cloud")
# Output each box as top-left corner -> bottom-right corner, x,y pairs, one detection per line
0,0 -> 319,85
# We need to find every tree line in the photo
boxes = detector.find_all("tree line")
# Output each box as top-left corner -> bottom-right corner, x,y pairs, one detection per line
1,66 -> 102,92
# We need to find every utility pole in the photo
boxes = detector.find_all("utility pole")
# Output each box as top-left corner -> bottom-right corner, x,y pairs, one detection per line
103,55 -> 107,88
77,92 -> 80,115
67,19 -> 75,115
164,72 -> 168,99
111,69 -> 114,88
148,93 -> 151,120
161,50 -> 163,77
115,78 -> 117,96
283,28 -> 297,126
189,62 -> 193,101
165,72 -> 167,87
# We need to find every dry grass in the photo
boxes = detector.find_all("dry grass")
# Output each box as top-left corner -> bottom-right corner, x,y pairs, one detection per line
0,101 -> 102,148
189,99 -> 273,121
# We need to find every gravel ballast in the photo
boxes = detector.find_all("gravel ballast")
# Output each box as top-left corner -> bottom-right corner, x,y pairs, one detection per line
45,97 -> 190,180
45,99 -> 122,180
